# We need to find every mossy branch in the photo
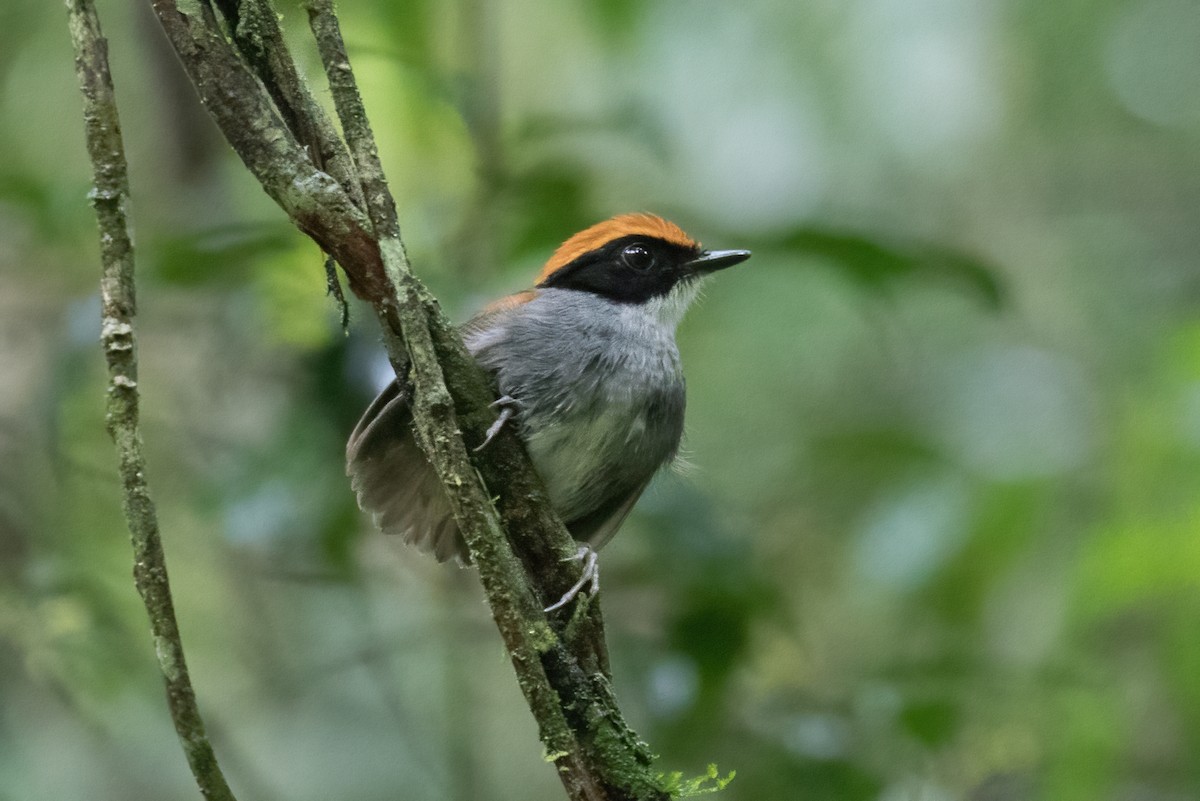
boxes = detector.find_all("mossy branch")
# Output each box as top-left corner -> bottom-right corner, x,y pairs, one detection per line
116,0 -> 670,797
66,1 -> 237,799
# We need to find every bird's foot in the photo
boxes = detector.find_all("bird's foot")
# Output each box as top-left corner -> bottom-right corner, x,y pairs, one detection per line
545,545 -> 600,612
474,395 -> 519,452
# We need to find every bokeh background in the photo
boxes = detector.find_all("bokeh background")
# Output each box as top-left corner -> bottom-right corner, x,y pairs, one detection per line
3,0 -> 1200,799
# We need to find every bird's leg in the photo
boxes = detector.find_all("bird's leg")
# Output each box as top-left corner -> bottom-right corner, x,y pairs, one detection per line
474,395 -> 520,452
544,544 -> 600,612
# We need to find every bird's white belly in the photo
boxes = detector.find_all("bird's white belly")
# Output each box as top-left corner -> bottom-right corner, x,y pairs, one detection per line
471,287 -> 689,523
526,402 -> 654,520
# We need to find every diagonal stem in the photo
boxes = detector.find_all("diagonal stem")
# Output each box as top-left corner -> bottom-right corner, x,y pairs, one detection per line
210,0 -> 365,212
150,0 -> 388,299
301,5 -> 604,798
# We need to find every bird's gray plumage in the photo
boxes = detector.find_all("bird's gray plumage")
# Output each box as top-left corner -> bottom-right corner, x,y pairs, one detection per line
346,285 -> 693,563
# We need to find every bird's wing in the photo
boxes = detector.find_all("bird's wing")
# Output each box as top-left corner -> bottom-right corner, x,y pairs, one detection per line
346,293 -> 536,563
566,478 -> 653,552
346,380 -> 466,563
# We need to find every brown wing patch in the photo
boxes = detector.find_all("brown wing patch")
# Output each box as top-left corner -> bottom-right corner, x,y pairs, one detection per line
537,213 -> 698,284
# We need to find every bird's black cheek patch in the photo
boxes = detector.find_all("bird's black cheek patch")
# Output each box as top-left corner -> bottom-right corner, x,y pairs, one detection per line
537,235 -> 700,304
555,266 -> 676,303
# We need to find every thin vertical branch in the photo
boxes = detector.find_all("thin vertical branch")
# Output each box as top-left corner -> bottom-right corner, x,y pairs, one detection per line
66,2 -> 237,800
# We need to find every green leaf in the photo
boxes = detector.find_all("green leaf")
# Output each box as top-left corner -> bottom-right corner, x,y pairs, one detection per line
660,763 -> 736,797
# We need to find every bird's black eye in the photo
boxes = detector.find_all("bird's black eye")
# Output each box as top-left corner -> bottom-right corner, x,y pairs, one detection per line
621,243 -> 654,271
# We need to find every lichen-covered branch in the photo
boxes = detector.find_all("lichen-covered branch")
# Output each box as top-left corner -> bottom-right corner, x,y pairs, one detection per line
209,0 -> 365,211
150,0 -> 387,299
66,2 -> 237,799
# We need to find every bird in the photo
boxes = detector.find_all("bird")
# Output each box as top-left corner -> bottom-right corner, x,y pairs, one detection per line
346,213 -> 750,609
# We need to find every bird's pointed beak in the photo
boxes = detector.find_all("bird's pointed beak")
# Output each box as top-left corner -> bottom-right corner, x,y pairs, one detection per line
686,249 -> 752,274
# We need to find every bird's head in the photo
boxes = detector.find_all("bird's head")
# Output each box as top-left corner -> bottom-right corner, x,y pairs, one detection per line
534,213 -> 750,326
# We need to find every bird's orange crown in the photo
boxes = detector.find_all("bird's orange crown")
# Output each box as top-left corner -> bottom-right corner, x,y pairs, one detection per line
537,213 -> 698,284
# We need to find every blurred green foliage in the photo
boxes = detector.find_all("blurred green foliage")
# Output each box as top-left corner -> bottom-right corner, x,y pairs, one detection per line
2,1 -> 1199,800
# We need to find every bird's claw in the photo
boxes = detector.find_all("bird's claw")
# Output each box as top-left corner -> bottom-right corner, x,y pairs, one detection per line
474,395 -> 519,452
544,545 -> 600,612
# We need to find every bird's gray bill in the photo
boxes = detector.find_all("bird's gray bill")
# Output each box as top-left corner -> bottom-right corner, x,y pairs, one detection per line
688,249 -> 751,273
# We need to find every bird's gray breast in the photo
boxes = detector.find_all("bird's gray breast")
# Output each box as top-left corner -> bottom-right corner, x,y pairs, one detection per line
466,289 -> 686,522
